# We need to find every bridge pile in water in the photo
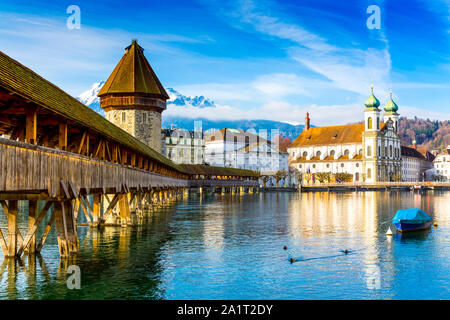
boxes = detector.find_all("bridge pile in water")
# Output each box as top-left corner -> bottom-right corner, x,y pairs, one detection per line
0,51 -> 259,258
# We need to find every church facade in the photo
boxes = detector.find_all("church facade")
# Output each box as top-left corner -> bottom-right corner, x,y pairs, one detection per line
288,87 -> 403,183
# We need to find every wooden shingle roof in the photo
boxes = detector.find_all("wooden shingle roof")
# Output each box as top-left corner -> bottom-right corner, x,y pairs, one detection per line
179,164 -> 258,177
98,40 -> 169,100
0,50 -> 179,171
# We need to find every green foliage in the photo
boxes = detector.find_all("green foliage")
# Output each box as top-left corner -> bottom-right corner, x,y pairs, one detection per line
398,117 -> 449,151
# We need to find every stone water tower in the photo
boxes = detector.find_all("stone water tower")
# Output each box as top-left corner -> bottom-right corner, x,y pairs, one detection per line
98,39 -> 169,153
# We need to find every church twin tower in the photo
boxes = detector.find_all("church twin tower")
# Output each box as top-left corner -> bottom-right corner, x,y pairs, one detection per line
98,40 -> 169,153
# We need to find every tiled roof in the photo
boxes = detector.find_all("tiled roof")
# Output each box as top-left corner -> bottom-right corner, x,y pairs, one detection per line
401,146 -> 426,160
98,40 -> 169,99
205,128 -> 268,143
288,123 -> 388,148
434,149 -> 450,162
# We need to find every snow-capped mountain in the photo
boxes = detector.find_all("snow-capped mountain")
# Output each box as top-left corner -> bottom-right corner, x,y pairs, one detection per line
77,82 -> 215,115
76,82 -> 304,140
166,88 -> 215,108
77,81 -> 105,115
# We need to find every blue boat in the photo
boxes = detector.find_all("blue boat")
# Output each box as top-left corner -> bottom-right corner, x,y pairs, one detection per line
392,208 -> 432,233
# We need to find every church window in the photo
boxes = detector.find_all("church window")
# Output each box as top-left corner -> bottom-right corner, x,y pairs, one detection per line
312,164 -> 316,168
341,163 -> 344,168
367,146 -> 372,157
368,117 -> 373,129
390,145 -> 393,157
367,168 -> 372,179
245,136 -> 249,147
377,117 -> 380,129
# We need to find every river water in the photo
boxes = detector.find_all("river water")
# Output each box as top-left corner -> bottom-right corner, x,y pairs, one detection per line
0,191 -> 449,299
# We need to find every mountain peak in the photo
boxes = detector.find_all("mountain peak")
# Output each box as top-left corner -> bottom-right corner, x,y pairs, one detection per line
166,87 -> 216,108
77,82 -> 216,114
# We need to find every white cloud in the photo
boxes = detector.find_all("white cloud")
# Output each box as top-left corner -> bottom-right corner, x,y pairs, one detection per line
165,99 -> 365,126
220,0 -> 393,100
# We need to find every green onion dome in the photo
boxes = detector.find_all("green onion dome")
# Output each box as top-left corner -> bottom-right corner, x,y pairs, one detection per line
364,86 -> 380,109
384,91 -> 399,114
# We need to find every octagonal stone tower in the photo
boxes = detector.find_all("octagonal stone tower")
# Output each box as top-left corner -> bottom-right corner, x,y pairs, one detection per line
98,40 -> 169,153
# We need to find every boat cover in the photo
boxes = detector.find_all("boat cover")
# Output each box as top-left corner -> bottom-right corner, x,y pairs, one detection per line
392,208 -> 431,224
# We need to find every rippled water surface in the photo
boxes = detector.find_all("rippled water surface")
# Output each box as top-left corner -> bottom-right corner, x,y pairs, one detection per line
0,191 -> 449,299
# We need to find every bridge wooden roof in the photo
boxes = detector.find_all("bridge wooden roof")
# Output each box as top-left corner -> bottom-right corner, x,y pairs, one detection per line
98,40 -> 169,100
179,164 -> 258,177
0,50 -> 179,171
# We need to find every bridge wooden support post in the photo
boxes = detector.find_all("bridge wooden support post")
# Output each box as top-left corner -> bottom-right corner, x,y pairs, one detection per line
92,194 -> 101,227
53,200 -> 78,257
27,200 -> 38,253
118,193 -> 128,228
5,200 -> 18,258
135,192 -> 143,223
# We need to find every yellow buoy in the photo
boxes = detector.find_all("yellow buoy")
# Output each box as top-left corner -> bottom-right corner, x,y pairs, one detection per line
433,222 -> 438,227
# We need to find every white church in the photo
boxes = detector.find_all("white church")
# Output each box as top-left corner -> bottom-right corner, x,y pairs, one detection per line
288,87 -> 407,183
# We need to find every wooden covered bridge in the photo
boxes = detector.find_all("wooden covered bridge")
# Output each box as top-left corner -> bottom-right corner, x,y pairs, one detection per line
0,49 -> 259,259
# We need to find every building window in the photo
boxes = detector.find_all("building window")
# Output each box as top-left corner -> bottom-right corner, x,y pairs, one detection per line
377,117 -> 380,129
390,145 -> 393,157
326,164 -> 330,168
312,164 -> 316,168
341,163 -> 344,168
344,149 -> 350,156
245,136 -> 249,147
367,146 -> 372,157
368,117 -> 373,129
122,111 -> 126,123
142,112 -> 147,124
303,151 -> 308,157
316,151 -> 321,157
356,163 -> 359,167
367,168 -> 372,179
330,150 -> 335,157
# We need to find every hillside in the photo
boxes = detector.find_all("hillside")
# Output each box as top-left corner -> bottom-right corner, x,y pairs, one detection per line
351,117 -> 450,151
398,117 -> 450,151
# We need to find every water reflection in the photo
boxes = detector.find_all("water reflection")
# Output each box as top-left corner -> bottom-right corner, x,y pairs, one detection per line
0,191 -> 449,299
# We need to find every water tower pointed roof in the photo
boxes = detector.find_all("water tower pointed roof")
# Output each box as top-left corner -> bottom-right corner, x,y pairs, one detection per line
98,39 -> 169,100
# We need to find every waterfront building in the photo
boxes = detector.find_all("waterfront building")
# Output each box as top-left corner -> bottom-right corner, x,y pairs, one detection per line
161,128 -> 205,164
288,88 -> 405,183
98,40 -> 169,153
401,145 -> 433,181
433,146 -> 450,181
204,128 -> 289,174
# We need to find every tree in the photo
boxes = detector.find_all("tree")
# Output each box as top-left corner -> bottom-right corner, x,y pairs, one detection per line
274,170 -> 288,187
261,175 -> 271,188
335,172 -> 353,183
315,172 -> 332,184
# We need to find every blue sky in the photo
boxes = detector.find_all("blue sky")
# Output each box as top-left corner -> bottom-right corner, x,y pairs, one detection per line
0,0 -> 449,125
